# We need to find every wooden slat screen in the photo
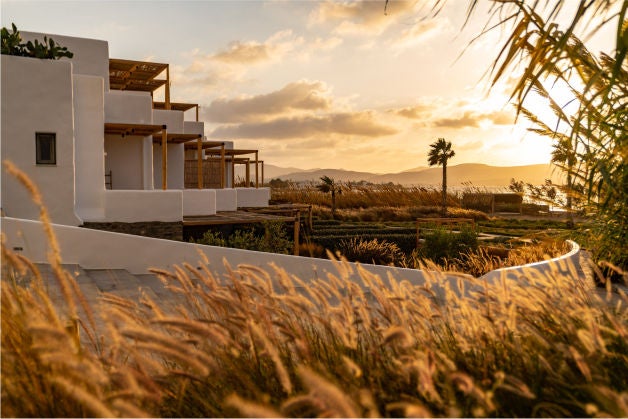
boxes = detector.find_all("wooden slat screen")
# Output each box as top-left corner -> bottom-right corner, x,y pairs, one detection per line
184,160 -> 223,189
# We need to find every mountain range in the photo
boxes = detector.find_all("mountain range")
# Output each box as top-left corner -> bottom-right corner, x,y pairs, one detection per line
254,163 -> 560,187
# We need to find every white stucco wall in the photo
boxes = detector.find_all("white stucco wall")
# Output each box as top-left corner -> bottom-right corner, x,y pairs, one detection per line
480,240 -> 583,284
73,75 -> 106,221
2,217 -> 477,300
184,121 -> 204,135
153,144 -> 185,190
216,189 -> 238,211
142,137 -> 154,190
21,31 -> 109,90
105,91 -> 153,124
236,187 -> 270,208
104,134 -> 145,190
2,218 -> 591,305
104,190 -> 182,222
182,189 -> 217,216
153,109 -> 184,133
1,55 -> 82,226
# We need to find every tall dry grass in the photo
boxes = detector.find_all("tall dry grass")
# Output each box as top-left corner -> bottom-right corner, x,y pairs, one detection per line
3,243 -> 627,417
273,183 -> 460,210
2,162 -> 627,417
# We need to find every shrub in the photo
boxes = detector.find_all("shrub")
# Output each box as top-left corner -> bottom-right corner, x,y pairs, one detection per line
298,242 -> 326,258
336,237 -> 403,265
419,226 -> 478,263
191,221 -> 292,254
194,229 -> 227,247
1,23 -> 74,59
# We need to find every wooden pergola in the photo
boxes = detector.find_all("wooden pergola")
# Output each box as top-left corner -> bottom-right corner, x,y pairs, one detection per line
109,58 -> 171,109
151,133 -> 202,190
204,149 -> 261,188
183,141 -> 226,189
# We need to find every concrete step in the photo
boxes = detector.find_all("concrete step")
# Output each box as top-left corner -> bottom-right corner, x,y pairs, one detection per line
133,273 -> 188,311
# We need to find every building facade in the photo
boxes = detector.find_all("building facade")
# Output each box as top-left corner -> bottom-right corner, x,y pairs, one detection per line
1,31 -> 269,228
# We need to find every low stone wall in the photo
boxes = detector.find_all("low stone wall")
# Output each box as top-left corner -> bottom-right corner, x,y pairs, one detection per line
82,221 -> 183,241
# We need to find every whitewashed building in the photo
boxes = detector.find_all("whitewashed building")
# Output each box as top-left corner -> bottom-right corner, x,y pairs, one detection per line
1,31 -> 270,233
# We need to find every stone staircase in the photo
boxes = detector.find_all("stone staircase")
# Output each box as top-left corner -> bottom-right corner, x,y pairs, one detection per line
22,264 -> 187,343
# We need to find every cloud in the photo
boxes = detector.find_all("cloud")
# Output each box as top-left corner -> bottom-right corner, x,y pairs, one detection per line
391,18 -> 446,50
391,104 -> 432,119
212,41 -> 271,64
212,30 -> 304,65
210,111 -> 398,139
483,109 -> 515,125
203,81 -> 333,123
456,140 -> 485,151
308,0 -> 417,35
433,111 -> 480,128
430,109 -> 516,129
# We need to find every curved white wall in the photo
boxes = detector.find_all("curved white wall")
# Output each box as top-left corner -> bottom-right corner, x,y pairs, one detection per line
2,218 -> 591,303
2,217 -> 477,302
480,240 -> 584,285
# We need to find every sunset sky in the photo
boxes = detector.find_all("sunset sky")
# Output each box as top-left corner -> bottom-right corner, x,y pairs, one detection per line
1,1 -> 616,173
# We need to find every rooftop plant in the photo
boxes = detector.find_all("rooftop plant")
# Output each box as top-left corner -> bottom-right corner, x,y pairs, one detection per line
1,23 -> 73,60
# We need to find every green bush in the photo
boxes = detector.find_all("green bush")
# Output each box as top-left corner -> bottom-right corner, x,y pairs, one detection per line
192,222 -> 292,254
419,226 -> 478,263
1,23 -> 73,59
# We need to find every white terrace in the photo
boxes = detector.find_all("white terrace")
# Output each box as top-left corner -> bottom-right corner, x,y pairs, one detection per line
1,32 -> 270,227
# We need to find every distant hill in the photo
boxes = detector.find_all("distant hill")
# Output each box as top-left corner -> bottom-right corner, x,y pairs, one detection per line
269,163 -> 560,187
235,164 -> 304,180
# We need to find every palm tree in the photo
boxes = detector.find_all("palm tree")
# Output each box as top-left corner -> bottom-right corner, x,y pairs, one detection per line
427,138 -> 455,217
317,176 -> 342,219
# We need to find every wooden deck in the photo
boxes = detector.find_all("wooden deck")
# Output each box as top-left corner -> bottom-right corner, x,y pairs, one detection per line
183,205 -> 312,256
183,211 -> 294,226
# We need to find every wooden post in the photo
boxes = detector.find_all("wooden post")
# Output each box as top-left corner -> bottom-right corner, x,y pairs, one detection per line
161,126 -> 168,190
197,136 -> 203,189
308,205 -> 313,231
231,157 -> 235,188
261,161 -> 265,186
293,210 -> 300,256
195,105 -> 199,121
255,151 -> 259,188
245,158 -> 250,186
220,144 -> 225,189
165,65 -> 171,110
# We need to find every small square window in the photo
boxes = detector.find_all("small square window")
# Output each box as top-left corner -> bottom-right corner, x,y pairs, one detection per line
36,133 -> 56,165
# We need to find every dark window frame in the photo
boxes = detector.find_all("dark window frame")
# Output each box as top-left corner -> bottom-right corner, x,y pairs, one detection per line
35,132 -> 56,165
